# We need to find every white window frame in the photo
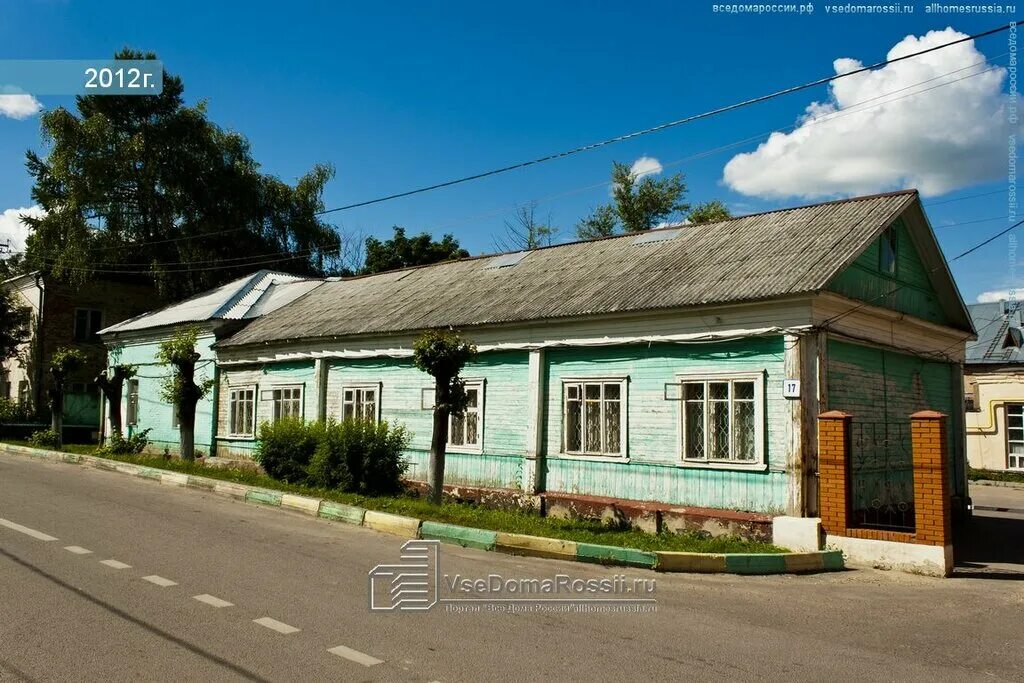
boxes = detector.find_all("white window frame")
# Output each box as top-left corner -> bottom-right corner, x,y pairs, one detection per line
1007,404 -> 1024,471
264,384 -> 304,423
341,383 -> 382,422
561,377 -> 628,459
675,370 -> 766,471
126,379 -> 139,426
228,385 -> 257,437
447,379 -> 485,453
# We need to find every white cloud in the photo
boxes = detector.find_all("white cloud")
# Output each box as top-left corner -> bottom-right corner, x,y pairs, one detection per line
977,289 -> 1014,303
630,156 -> 663,179
723,28 -> 1014,200
0,206 -> 44,256
0,94 -> 42,120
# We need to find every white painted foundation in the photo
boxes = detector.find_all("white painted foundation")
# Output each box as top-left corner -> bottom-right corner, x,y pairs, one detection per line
826,534 -> 953,577
772,516 -> 822,552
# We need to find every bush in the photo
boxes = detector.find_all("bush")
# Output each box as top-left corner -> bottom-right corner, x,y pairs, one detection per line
0,398 -> 32,424
253,418 -> 323,484
255,417 -> 410,494
97,429 -> 151,457
309,419 -> 410,495
28,428 -> 61,450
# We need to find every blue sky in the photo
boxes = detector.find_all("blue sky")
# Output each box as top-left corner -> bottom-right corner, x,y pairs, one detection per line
0,2 -> 1017,302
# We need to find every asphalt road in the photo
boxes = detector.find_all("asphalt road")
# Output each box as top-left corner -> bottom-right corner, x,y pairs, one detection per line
1,454 -> 1023,682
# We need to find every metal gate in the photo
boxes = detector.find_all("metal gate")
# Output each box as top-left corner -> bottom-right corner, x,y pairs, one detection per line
848,421 -> 915,532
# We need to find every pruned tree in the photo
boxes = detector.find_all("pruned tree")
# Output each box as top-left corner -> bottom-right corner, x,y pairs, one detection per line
361,227 -> 469,275
576,161 -> 689,238
412,330 -> 477,504
157,327 -> 214,460
687,200 -> 732,225
96,364 -> 136,438
0,287 -> 31,364
495,203 -> 559,251
47,347 -> 86,449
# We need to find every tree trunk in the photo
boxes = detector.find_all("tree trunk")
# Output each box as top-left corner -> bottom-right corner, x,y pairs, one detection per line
107,388 -> 123,438
426,405 -> 449,504
179,395 -> 198,461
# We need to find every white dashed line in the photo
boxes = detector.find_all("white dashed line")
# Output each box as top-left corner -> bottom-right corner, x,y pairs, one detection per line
193,594 -> 233,608
0,518 -> 58,541
253,617 -> 300,634
327,645 -> 383,667
142,575 -> 177,587
64,545 -> 92,555
100,559 -> 131,569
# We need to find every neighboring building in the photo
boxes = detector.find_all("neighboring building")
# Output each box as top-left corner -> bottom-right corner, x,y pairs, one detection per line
198,189 -> 974,527
964,300 -> 1024,472
1,271 -> 154,434
98,270 -> 323,455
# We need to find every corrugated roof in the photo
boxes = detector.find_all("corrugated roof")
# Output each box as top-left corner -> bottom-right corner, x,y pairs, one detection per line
220,191 -> 920,349
99,270 -> 322,335
966,300 -> 1024,364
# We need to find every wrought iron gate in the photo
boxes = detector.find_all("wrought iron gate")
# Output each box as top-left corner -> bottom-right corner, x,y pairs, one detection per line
848,421 -> 915,532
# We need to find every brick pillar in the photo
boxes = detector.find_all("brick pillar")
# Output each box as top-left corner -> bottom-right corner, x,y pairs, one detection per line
910,410 -> 952,548
818,411 -> 852,536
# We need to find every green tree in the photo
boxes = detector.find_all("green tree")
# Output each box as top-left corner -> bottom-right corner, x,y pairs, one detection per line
687,200 -> 732,225
0,287 -> 31,364
96,363 -> 136,438
157,326 -> 214,461
576,161 -> 689,238
361,227 -> 469,275
412,330 -> 477,504
23,49 -> 344,301
47,347 -> 86,449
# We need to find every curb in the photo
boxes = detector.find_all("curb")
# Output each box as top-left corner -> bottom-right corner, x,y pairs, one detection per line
970,479 -> 1024,491
0,443 -> 844,575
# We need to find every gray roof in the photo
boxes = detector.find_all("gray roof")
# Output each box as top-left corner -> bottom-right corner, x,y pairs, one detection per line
966,301 -> 1024,364
219,190 -> 946,349
100,269 -> 323,336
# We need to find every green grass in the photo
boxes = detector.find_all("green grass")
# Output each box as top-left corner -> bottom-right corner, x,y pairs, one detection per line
968,467 -> 1024,485
0,440 -> 785,554
3,439 -> 97,455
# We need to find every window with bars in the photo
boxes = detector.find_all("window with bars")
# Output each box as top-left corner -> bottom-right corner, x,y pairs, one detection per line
679,375 -> 762,464
1007,404 -> 1024,470
562,379 -> 626,457
271,386 -> 303,422
342,385 -> 379,422
229,386 -> 256,437
449,382 -> 483,450
126,379 -> 139,426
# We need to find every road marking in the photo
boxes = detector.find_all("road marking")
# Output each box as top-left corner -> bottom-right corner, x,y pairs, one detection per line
142,575 -> 177,587
0,518 -> 58,541
193,594 -> 233,608
64,545 -> 92,554
100,559 -> 131,569
327,645 -> 383,667
253,617 -> 300,634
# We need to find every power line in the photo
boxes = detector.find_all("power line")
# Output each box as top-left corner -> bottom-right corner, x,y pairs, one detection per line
315,22 -> 1014,216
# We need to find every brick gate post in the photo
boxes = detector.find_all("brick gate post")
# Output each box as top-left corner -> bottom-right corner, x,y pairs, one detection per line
909,410 -> 953,550
818,411 -> 852,537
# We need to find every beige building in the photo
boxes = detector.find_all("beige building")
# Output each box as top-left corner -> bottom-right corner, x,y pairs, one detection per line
965,300 -> 1024,472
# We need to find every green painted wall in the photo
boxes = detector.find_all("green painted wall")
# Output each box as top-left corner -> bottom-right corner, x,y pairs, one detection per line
827,339 -> 963,499
828,217 -> 950,325
109,333 -> 217,455
542,339 -> 788,513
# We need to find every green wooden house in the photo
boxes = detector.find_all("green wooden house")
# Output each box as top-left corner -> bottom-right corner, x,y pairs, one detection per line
112,190 -> 976,533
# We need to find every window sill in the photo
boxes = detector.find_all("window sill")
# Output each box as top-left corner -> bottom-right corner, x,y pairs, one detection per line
678,459 -> 769,472
219,435 -> 255,441
553,453 -> 629,464
447,445 -> 483,455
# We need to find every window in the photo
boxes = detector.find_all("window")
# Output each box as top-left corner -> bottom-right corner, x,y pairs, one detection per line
126,379 -> 139,426
0,370 -> 9,399
563,379 -> 626,457
1007,404 -> 1024,470
171,400 -> 180,429
679,374 -> 763,465
229,386 -> 256,436
271,386 -> 303,422
342,385 -> 379,422
879,224 -> 898,276
18,380 -> 30,407
449,382 -> 483,451
73,308 -> 104,342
